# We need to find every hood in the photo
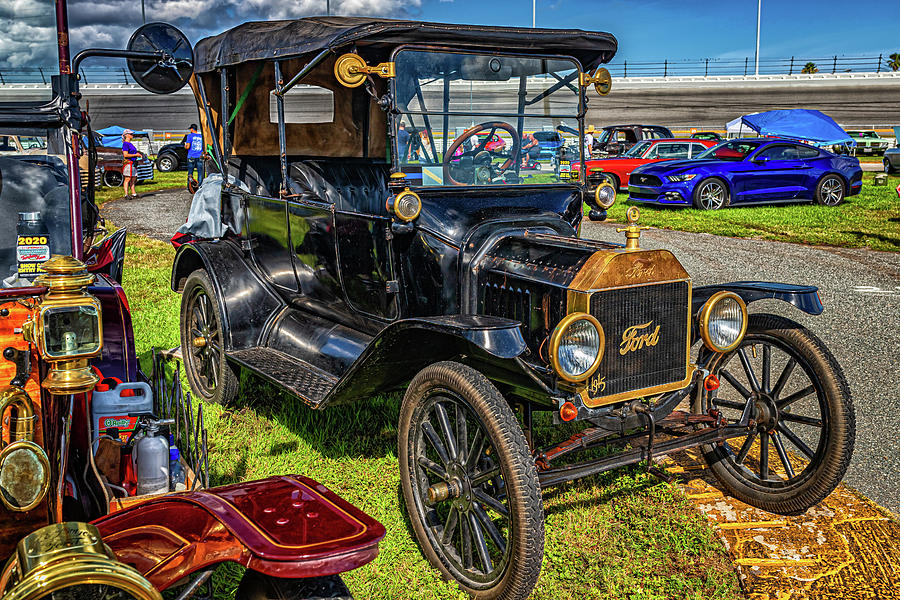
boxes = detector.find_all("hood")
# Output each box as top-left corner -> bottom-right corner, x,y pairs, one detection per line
634,159 -> 723,175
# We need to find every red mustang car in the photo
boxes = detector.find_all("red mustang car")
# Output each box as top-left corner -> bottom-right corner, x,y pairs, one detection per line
573,138 -> 716,190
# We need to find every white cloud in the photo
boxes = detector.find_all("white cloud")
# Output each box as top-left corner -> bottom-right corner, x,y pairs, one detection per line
0,0 -> 423,68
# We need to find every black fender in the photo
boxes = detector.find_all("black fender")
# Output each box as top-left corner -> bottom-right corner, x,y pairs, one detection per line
171,240 -> 284,351
692,281 -> 823,316
321,314 -> 551,408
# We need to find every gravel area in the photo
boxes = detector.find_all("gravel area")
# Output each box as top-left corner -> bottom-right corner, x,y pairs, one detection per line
101,188 -> 193,241
582,220 -> 900,512
103,189 -> 900,511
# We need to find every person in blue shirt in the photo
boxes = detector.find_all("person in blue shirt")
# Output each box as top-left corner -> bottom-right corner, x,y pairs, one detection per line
184,124 -> 204,185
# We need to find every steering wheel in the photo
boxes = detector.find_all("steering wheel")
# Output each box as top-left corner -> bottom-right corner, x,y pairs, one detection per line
442,121 -> 521,186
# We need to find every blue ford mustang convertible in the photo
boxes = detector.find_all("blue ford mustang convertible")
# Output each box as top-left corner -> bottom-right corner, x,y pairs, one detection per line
628,138 -> 863,209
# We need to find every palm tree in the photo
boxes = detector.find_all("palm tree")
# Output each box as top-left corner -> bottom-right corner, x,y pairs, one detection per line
801,62 -> 818,74
888,53 -> 900,72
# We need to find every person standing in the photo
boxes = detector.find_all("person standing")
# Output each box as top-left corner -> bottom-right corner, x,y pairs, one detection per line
520,130 -> 539,168
184,124 -> 205,185
121,129 -> 140,199
397,121 -> 410,164
584,125 -> 595,159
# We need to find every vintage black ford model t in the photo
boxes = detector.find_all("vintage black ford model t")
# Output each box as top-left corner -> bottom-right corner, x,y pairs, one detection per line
173,17 -> 854,599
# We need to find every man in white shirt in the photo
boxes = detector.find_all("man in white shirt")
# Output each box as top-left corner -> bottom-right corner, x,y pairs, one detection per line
584,125 -> 596,159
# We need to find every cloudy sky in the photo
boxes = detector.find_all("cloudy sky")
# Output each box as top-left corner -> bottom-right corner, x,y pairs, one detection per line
0,0 -> 897,69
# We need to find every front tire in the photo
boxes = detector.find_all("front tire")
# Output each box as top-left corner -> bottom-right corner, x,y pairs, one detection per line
885,160 -> 895,175
399,361 -> 544,600
180,269 -> 239,405
235,571 -> 351,600
815,174 -> 845,206
692,178 -> 729,210
600,172 -> 620,190
696,314 -> 855,514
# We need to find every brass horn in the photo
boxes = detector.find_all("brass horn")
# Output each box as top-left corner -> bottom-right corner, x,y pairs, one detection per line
1,522 -> 162,600
0,386 -> 50,512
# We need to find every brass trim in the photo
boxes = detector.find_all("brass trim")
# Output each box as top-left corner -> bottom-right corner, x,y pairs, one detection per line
334,53 -> 395,87
389,188 -> 422,222
593,181 -> 616,209
615,206 -> 650,250
578,280 -> 695,409
35,297 -> 103,361
568,249 -> 692,297
4,522 -> 162,600
579,67 -> 612,95
698,291 -> 749,353
41,359 -> 99,395
0,440 -> 50,512
548,313 -> 605,383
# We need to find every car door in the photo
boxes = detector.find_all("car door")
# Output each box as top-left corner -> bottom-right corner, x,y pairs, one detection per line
245,191 -> 300,294
734,144 -> 808,203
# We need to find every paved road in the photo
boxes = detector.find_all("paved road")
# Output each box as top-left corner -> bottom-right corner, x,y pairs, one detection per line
104,191 -> 900,511
582,220 -> 900,512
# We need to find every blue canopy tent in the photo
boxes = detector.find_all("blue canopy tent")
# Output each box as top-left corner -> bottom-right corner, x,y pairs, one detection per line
737,110 -> 855,147
95,125 -> 149,149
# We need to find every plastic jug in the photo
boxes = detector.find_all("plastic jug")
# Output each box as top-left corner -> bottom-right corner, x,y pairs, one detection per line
134,419 -> 171,496
91,380 -> 153,452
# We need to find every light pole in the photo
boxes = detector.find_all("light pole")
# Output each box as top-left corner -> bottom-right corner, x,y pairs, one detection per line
754,0 -> 761,76
532,0 -> 535,28
141,0 -> 145,24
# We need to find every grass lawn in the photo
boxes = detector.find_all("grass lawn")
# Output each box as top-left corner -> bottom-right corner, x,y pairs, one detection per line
95,169 -> 187,204
121,235 -> 739,599
600,172 -> 900,252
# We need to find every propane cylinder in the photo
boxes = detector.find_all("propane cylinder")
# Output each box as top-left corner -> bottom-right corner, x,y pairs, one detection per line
133,419 -> 172,495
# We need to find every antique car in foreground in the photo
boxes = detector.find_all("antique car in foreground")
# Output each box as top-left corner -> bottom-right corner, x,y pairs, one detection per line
629,138 -> 863,209
0,6 -> 384,600
173,17 -> 854,599
571,137 -> 716,190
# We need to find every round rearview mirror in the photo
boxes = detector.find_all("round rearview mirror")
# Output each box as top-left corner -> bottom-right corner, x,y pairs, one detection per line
126,22 -> 194,95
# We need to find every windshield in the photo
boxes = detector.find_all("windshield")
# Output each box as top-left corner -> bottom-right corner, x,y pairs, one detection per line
623,140 -> 652,157
697,140 -> 762,161
393,49 -> 582,186
0,157 -> 72,286
852,131 -> 877,139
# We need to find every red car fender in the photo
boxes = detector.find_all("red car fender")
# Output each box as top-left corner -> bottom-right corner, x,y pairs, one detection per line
93,476 -> 385,590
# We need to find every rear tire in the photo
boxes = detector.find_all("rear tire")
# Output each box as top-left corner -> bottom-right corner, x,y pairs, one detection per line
692,177 -> 729,210
103,170 -> 123,187
156,153 -> 178,172
235,571 -> 351,600
885,160 -> 895,175
814,174 -> 845,206
399,361 -> 544,600
180,269 -> 239,405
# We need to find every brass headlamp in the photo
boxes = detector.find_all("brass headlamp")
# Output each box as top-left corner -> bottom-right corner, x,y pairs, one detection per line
0,522 -> 161,600
25,255 -> 102,394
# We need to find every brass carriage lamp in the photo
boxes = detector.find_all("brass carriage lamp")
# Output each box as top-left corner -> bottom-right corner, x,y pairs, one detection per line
25,256 -> 102,394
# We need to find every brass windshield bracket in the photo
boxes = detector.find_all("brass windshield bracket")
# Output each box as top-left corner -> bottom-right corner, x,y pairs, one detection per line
579,67 -> 612,96
335,53 -> 395,88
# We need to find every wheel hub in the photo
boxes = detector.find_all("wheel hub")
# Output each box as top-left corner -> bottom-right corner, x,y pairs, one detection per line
753,393 -> 779,431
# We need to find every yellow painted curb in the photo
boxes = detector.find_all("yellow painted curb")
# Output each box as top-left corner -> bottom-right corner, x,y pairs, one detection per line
667,452 -> 900,599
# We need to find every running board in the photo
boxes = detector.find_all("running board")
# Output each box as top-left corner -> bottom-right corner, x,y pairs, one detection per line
228,347 -> 337,408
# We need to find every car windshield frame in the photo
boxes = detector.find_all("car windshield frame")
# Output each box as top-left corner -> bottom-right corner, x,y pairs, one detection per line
390,45 -> 585,188
696,139 -> 763,161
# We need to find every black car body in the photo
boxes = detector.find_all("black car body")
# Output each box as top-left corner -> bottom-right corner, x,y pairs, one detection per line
172,17 -> 855,600
155,141 -> 188,171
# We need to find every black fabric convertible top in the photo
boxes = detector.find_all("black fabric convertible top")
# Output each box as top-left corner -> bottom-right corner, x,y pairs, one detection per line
193,17 -> 617,73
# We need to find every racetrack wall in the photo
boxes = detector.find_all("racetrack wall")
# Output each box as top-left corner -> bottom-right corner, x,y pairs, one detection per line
2,74 -> 899,131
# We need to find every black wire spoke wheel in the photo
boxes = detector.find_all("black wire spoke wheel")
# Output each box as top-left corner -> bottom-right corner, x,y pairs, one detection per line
399,362 -> 543,599
179,270 -> 239,404
697,314 -> 854,514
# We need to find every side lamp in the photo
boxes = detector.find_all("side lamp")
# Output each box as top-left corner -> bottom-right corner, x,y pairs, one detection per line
24,256 -> 102,395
